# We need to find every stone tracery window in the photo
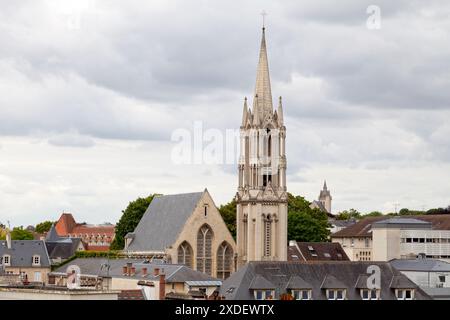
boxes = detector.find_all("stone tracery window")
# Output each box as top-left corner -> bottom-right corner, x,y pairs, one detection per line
217,241 -> 233,279
197,224 -> 213,275
177,241 -> 193,268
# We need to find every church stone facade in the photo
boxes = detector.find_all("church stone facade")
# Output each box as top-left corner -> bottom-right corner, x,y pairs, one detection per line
125,189 -> 236,279
236,27 -> 288,266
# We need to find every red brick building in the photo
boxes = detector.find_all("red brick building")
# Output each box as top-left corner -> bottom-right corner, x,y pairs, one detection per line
54,213 -> 115,251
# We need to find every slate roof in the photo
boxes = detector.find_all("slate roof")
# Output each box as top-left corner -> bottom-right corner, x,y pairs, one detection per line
45,224 -> 62,242
288,242 -> 350,262
320,275 -> 347,289
0,240 -> 51,268
45,238 -> 83,260
249,275 -> 276,289
285,275 -> 312,289
126,191 -> 204,252
390,275 -> 418,289
53,258 -> 219,284
390,258 -> 450,272
220,261 -> 431,300
372,218 -> 431,229
332,214 -> 450,238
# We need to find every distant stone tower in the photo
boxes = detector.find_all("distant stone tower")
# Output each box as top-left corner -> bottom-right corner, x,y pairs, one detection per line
319,181 -> 332,214
236,26 -> 288,267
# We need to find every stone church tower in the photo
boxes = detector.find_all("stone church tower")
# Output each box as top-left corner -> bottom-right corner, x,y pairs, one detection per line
236,26 -> 288,267
319,180 -> 332,214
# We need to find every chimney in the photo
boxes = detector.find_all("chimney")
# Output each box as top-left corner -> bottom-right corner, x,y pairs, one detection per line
142,267 -> 147,277
289,240 -> 296,247
122,266 -> 128,276
154,268 -> 160,276
127,262 -> 132,276
159,273 -> 166,300
130,267 -> 136,276
6,231 -> 12,249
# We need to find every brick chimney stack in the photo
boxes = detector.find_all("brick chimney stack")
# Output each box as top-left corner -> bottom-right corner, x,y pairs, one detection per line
159,272 -> 166,300
154,268 -> 160,276
142,267 -> 147,277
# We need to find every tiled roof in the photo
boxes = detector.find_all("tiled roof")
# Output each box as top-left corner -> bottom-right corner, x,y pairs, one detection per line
118,289 -> 146,300
332,214 -> 450,238
55,213 -> 115,237
288,242 -> 349,262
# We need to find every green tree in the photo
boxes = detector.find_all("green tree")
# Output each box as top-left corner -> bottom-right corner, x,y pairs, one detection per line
218,193 -> 331,242
10,227 -> 34,240
110,194 -> 160,250
218,199 -> 237,239
335,209 -> 361,220
35,221 -> 54,234
364,211 -> 383,217
287,193 -> 330,242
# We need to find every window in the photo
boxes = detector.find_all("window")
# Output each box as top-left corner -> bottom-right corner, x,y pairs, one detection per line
197,224 -> 213,275
177,241 -> 193,268
351,239 -> 354,247
32,255 -> 40,266
217,242 -> 233,279
263,215 -> 272,257
327,289 -> 346,300
396,289 -> 414,300
254,290 -> 275,300
361,289 -> 379,300
291,290 -> 311,300
3,255 -> 10,266
365,238 -> 370,248
34,271 -> 41,282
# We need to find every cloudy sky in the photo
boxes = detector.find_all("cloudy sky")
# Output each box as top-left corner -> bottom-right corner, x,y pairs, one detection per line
1,0 -> 449,227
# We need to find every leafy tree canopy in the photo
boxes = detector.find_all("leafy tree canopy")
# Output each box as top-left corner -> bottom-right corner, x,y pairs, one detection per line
35,221 -> 54,234
110,194 -> 160,250
335,208 -> 361,220
218,199 -> 237,239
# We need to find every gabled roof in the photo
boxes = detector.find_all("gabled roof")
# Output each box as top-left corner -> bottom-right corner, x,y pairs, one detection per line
285,275 -> 312,289
320,275 -> 347,289
126,191 -> 204,252
390,275 -> 418,289
0,240 -> 51,268
249,275 -> 275,290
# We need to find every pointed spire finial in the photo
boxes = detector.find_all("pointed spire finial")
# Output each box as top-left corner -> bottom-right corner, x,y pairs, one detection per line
277,96 -> 284,126
261,10 -> 267,30
254,21 -> 273,119
242,97 -> 249,126
323,180 -> 328,191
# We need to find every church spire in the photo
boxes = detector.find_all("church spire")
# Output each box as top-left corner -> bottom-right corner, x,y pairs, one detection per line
323,180 -> 328,191
277,96 -> 284,126
241,97 -> 248,126
254,26 -> 273,117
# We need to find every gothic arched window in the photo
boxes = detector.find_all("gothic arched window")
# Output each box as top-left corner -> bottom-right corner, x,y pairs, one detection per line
264,214 -> 272,257
197,224 -> 213,275
217,242 -> 234,279
177,241 -> 193,268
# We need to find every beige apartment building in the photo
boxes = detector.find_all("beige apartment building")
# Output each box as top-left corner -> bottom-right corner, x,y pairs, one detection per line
332,215 -> 450,262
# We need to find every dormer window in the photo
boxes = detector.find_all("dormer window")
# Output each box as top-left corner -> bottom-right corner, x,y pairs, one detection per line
396,289 -> 414,300
253,290 -> 275,300
290,289 -> 311,300
326,289 -> 346,300
360,289 -> 380,300
32,255 -> 41,266
2,255 -> 10,266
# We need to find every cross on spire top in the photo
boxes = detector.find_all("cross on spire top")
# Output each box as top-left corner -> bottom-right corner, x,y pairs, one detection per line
261,10 -> 267,29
